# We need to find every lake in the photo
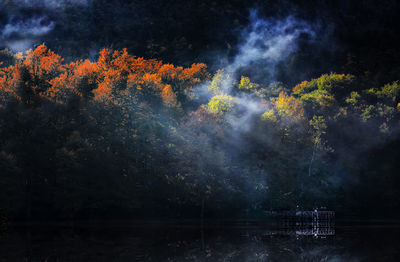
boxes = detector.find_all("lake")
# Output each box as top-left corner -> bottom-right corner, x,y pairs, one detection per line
0,223 -> 399,261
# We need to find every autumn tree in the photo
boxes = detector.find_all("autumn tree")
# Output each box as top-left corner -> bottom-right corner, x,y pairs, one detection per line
293,73 -> 355,116
308,115 -> 327,177
238,76 -> 258,91
207,94 -> 235,115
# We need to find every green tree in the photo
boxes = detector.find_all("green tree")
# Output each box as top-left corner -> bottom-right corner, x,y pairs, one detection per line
207,94 -> 235,115
208,69 -> 230,95
238,76 -> 258,91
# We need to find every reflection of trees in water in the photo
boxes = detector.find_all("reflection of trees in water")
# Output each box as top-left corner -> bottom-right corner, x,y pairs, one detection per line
0,226 -> 375,261
2,225 -> 400,261
163,229 -> 351,261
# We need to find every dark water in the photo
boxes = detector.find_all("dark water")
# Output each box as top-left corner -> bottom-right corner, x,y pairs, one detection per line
0,223 -> 399,261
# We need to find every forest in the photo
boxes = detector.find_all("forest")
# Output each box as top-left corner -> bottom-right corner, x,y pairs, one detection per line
0,42 -> 399,221
0,0 -> 400,222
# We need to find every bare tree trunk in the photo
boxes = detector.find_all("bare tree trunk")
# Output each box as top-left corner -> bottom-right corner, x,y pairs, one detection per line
201,196 -> 205,224
308,143 -> 317,177
201,195 -> 205,250
26,172 -> 32,224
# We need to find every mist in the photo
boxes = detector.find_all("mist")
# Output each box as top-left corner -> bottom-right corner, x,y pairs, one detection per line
2,2 -> 400,261
1,16 -> 55,51
0,0 -> 91,9
0,0 -> 400,222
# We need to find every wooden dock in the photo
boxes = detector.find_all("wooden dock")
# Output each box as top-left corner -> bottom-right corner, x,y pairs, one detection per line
295,210 -> 335,222
270,209 -> 335,227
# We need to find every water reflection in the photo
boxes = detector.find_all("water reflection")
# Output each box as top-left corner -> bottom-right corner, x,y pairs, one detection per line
0,223 -> 399,261
262,226 -> 335,237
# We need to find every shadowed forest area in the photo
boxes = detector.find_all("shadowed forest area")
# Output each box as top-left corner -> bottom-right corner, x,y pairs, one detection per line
0,0 -> 400,222
0,44 -> 399,221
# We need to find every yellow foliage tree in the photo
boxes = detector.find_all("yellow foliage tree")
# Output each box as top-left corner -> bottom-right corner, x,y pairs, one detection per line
207,94 -> 235,115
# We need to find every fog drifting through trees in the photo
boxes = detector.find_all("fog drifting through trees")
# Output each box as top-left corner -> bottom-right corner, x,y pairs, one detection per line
1,1 -> 400,221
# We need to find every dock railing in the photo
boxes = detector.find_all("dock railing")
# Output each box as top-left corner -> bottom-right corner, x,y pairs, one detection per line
273,210 -> 335,228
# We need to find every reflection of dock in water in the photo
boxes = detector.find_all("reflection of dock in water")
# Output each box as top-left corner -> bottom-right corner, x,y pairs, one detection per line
265,209 -> 335,236
263,226 -> 335,237
295,226 -> 335,236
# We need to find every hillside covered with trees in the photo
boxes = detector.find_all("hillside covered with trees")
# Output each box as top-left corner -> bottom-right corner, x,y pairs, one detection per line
1,43 -> 400,221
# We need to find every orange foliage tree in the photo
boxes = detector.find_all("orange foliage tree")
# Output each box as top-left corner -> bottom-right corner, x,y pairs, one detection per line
0,44 -> 209,108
